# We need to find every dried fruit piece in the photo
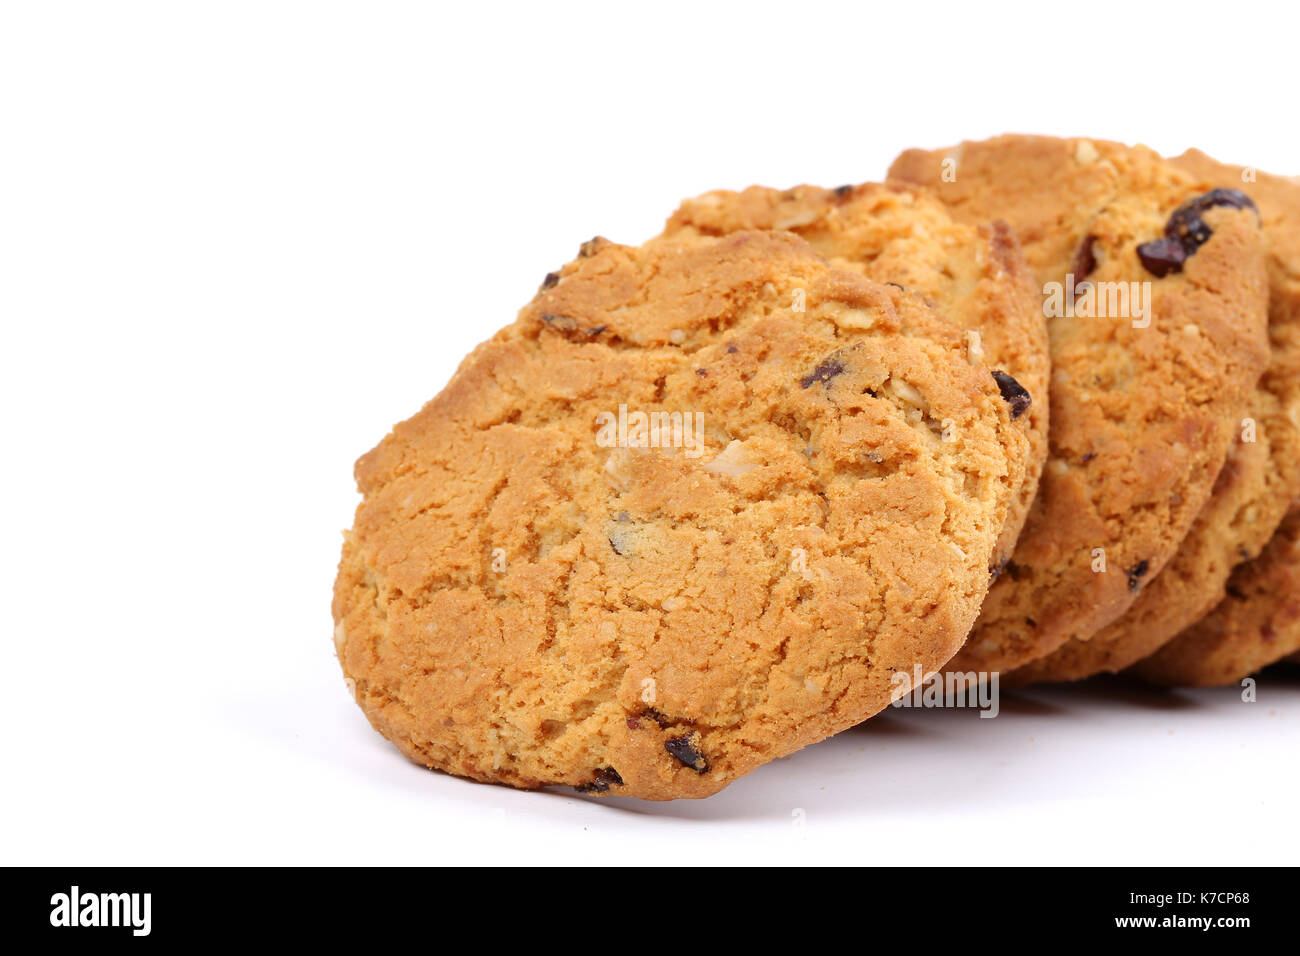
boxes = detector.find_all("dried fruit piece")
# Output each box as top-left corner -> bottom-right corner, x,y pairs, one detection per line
540,313 -> 605,338
665,733 -> 709,773
991,370 -> 1032,420
1137,188 -> 1257,277
800,355 -> 846,388
540,313 -> 575,330
1127,560 -> 1150,593
1136,238 -> 1187,277
1072,236 -> 1097,281
1166,188 -> 1257,249
575,767 -> 624,794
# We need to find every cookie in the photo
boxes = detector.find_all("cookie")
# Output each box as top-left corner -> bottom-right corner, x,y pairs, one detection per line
332,230 -> 1028,799
1015,151 -> 1300,681
888,135 -> 1271,676
661,181 -> 1049,568
1131,505 -> 1300,686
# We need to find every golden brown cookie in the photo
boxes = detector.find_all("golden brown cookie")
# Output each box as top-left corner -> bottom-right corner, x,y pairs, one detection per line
661,182 -> 1048,568
1016,151 -> 1300,681
888,135 -> 1271,676
333,230 -> 1028,799
1131,505 -> 1300,686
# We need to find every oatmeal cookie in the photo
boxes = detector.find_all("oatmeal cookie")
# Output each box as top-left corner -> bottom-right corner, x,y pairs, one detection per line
333,230 -> 1027,798
889,135 -> 1270,676
1018,151 -> 1300,680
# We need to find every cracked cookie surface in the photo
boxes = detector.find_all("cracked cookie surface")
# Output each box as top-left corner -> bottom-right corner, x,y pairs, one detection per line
889,135 -> 1270,676
333,230 -> 1024,799
661,181 -> 1048,569
1017,151 -> 1300,681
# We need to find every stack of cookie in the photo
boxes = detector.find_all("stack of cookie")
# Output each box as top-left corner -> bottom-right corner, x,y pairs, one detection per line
332,135 -> 1300,800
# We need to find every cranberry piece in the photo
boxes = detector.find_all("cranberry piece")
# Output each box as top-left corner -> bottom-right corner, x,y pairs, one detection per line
991,370 -> 1032,420
800,355 -> 846,389
665,734 -> 709,773
1136,237 -> 1188,277
1072,236 -> 1098,282
1137,188 -> 1257,277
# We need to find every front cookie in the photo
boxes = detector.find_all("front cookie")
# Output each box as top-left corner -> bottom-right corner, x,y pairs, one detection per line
333,231 -> 1023,799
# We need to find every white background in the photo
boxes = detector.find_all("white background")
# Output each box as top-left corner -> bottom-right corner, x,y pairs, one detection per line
3,1 -> 1297,866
